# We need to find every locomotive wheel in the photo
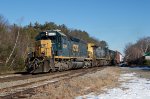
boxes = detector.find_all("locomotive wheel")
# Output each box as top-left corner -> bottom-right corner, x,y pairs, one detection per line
63,62 -> 69,70
66,61 -> 72,70
55,62 -> 69,71
84,60 -> 92,68
83,61 -> 89,68
55,62 -> 63,71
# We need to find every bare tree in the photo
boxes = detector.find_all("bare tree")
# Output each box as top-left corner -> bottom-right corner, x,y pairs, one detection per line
124,37 -> 150,64
5,30 -> 20,65
124,43 -> 141,61
136,37 -> 150,55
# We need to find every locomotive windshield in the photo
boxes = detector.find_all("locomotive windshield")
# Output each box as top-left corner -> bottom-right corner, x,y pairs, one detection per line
39,32 -> 57,40
40,32 -> 56,37
47,32 -> 56,36
40,32 -> 46,36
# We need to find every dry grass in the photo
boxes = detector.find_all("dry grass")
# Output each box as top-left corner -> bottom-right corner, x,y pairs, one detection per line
30,67 -> 121,99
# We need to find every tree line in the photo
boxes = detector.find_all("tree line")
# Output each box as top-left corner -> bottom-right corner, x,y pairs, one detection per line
124,37 -> 150,65
0,15 -> 108,73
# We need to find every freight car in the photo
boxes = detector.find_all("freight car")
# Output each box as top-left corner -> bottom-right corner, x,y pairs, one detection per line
25,30 -> 114,73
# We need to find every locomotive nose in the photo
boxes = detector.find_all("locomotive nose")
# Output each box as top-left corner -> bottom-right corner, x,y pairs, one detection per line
35,40 -> 52,58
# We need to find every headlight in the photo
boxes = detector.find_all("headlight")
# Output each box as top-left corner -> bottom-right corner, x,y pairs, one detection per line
41,51 -> 45,54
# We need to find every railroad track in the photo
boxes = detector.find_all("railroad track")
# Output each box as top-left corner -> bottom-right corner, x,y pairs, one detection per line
0,66 -> 105,99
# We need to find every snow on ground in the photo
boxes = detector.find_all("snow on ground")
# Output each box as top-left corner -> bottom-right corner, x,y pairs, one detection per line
76,72 -> 150,99
128,66 -> 150,71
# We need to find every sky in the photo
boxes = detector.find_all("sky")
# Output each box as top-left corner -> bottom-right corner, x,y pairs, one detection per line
0,0 -> 150,54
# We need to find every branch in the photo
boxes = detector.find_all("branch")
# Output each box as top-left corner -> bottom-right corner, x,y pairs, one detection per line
5,30 -> 20,65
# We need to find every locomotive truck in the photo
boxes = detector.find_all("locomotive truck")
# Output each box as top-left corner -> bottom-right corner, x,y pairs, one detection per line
25,30 -> 115,73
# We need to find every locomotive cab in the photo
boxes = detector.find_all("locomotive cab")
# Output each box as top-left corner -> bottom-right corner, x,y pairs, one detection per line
36,30 -> 66,56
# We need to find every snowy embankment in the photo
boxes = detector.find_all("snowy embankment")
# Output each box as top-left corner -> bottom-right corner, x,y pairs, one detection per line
76,71 -> 150,99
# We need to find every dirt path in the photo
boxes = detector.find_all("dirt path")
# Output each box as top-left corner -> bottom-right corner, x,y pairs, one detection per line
29,66 -> 121,99
0,66 -> 110,99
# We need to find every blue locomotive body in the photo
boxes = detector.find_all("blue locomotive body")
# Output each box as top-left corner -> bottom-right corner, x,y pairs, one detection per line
26,30 -> 115,73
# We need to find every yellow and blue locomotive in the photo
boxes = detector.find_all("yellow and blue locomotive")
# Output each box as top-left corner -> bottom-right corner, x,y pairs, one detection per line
25,30 -> 113,73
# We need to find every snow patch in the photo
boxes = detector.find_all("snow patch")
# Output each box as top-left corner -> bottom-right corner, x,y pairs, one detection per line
76,72 -> 150,99
129,67 -> 150,70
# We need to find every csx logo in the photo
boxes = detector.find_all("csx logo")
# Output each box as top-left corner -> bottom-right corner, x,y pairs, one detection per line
72,44 -> 78,52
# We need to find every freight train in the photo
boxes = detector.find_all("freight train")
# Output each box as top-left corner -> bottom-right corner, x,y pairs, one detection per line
25,30 -> 117,73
